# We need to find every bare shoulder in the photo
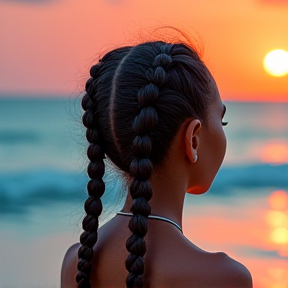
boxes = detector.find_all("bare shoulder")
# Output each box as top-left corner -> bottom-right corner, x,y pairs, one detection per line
156,236 -> 253,288
61,242 -> 80,288
212,252 -> 253,288
182,237 -> 252,287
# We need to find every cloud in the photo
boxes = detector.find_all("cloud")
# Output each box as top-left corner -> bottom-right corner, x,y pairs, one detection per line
0,0 -> 58,3
104,0 -> 126,4
234,245 -> 288,259
257,0 -> 288,5
0,0 -> 124,4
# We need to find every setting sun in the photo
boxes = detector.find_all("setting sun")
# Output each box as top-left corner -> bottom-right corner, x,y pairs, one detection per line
263,49 -> 288,77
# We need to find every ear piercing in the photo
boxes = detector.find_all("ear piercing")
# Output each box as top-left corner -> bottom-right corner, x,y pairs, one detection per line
193,154 -> 198,163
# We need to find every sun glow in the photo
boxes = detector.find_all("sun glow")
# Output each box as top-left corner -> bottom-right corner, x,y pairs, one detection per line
270,228 -> 288,244
266,211 -> 288,227
268,190 -> 288,211
263,49 -> 288,77
267,190 -> 288,246
261,143 -> 288,164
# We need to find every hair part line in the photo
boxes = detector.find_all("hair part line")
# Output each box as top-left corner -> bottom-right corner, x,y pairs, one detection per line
109,48 -> 134,155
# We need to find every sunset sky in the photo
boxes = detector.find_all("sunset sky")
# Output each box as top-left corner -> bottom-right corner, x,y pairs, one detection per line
1,0 -> 288,101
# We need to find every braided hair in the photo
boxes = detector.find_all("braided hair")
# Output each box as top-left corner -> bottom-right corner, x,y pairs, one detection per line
78,41 -> 213,288
76,63 -> 105,288
76,47 -> 133,288
125,46 -> 174,288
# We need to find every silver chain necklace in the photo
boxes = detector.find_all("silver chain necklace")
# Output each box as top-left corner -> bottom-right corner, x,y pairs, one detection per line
117,211 -> 183,234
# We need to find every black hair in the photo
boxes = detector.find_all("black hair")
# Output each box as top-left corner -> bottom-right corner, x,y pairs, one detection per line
77,41 -> 213,288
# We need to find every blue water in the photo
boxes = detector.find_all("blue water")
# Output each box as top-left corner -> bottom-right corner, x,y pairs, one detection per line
0,97 -> 288,216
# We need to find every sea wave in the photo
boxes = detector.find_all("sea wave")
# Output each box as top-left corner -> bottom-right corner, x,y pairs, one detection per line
0,129 -> 41,144
211,164 -> 288,193
0,168 -> 125,215
0,164 -> 287,214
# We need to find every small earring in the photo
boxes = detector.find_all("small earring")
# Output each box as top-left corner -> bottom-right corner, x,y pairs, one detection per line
193,154 -> 198,163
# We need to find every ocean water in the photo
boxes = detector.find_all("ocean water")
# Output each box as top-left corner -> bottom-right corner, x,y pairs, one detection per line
0,97 -> 288,288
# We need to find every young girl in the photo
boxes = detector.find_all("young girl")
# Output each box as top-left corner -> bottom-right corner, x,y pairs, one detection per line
61,40 -> 253,288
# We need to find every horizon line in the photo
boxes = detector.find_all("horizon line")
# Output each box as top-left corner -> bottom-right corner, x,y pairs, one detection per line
0,93 -> 288,103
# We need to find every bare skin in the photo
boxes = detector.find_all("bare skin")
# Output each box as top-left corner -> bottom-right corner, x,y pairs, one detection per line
61,82 -> 253,288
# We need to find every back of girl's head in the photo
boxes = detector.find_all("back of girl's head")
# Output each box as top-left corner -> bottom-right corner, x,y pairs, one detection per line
77,40 -> 214,288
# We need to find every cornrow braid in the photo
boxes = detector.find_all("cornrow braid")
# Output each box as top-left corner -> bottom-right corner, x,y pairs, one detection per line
76,63 -> 105,288
125,50 -> 173,288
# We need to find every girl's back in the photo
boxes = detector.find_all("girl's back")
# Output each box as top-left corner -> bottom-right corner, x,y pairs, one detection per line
62,216 -> 252,288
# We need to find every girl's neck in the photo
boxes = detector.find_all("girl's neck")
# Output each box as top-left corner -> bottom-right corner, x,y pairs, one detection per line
121,178 -> 186,232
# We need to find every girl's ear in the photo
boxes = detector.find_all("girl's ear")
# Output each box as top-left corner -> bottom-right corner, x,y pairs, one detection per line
185,119 -> 201,163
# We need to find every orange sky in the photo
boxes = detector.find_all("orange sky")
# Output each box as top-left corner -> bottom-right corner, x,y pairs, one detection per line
0,0 -> 288,101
